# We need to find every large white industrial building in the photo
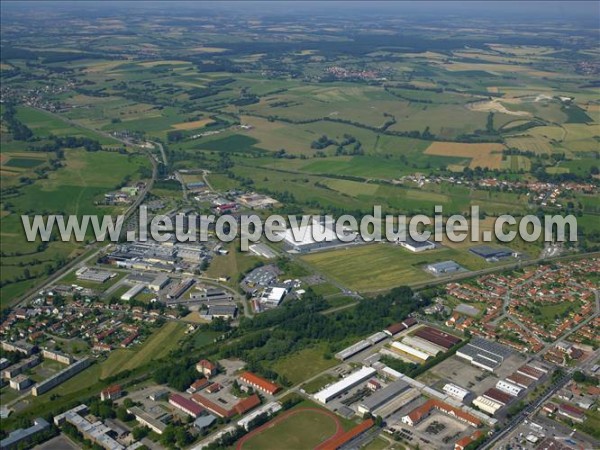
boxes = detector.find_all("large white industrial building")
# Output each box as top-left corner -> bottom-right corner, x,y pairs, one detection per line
496,380 -> 523,397
473,396 -> 503,415
391,341 -> 430,362
443,383 -> 469,402
121,284 -> 145,301
313,366 -> 376,404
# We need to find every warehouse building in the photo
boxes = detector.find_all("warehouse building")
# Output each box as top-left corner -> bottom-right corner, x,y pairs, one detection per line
121,284 -> 145,301
190,288 -> 234,303
469,245 -> 514,260
314,366 -> 376,404
357,380 -> 410,415
517,364 -> 547,380
414,326 -> 461,350
167,278 -> 195,300
384,322 -> 407,337
149,274 -> 170,291
336,340 -> 372,361
399,236 -> 436,253
483,388 -> 513,406
207,304 -> 237,318
443,383 -> 470,402
456,338 -> 512,372
259,286 -> 287,308
75,267 -> 115,283
425,260 -> 464,275
496,380 -> 523,397
401,336 -> 444,356
391,341 -> 430,361
473,395 -> 503,416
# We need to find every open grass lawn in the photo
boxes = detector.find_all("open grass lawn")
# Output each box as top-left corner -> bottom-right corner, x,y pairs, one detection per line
238,407 -> 342,450
302,373 -> 340,394
204,245 -> 263,285
100,321 -> 187,378
271,345 -> 337,385
537,302 -> 574,322
301,243 -> 499,293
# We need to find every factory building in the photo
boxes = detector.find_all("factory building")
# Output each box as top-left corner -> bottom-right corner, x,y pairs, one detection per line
443,383 -> 470,402
496,380 -> 523,397
456,338 -> 512,372
357,380 -> 410,415
314,366 -> 376,404
391,341 -> 430,362
149,274 -> 170,292
120,284 -> 145,301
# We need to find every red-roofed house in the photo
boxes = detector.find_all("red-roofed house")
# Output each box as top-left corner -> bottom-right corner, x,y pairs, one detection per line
100,384 -> 122,401
455,431 -> 483,450
196,359 -> 217,378
169,393 -> 204,418
315,419 -> 374,450
187,378 -> 210,394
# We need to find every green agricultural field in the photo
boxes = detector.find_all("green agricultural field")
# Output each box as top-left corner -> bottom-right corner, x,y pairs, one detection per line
302,373 -> 340,394
15,107 -> 119,145
3,157 -> 45,168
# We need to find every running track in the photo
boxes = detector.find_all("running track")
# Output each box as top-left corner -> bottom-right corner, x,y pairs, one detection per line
236,407 -> 344,450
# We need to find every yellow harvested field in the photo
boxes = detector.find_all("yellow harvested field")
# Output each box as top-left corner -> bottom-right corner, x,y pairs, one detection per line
487,87 -> 499,93
171,118 -> 214,130
583,104 -> 600,113
425,142 -> 505,169
505,136 -> 553,154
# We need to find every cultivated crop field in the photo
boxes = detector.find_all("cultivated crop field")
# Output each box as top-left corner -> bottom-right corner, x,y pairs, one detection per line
424,141 -> 506,169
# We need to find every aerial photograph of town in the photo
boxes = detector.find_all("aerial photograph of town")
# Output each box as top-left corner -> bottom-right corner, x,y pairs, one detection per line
0,1 -> 598,449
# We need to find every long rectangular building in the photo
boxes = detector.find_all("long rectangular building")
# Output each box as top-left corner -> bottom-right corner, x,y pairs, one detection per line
32,358 -> 91,396
239,372 -> 280,395
357,380 -> 410,415
391,341 -> 430,361
414,326 -> 461,350
456,338 -> 512,372
314,366 -> 376,404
